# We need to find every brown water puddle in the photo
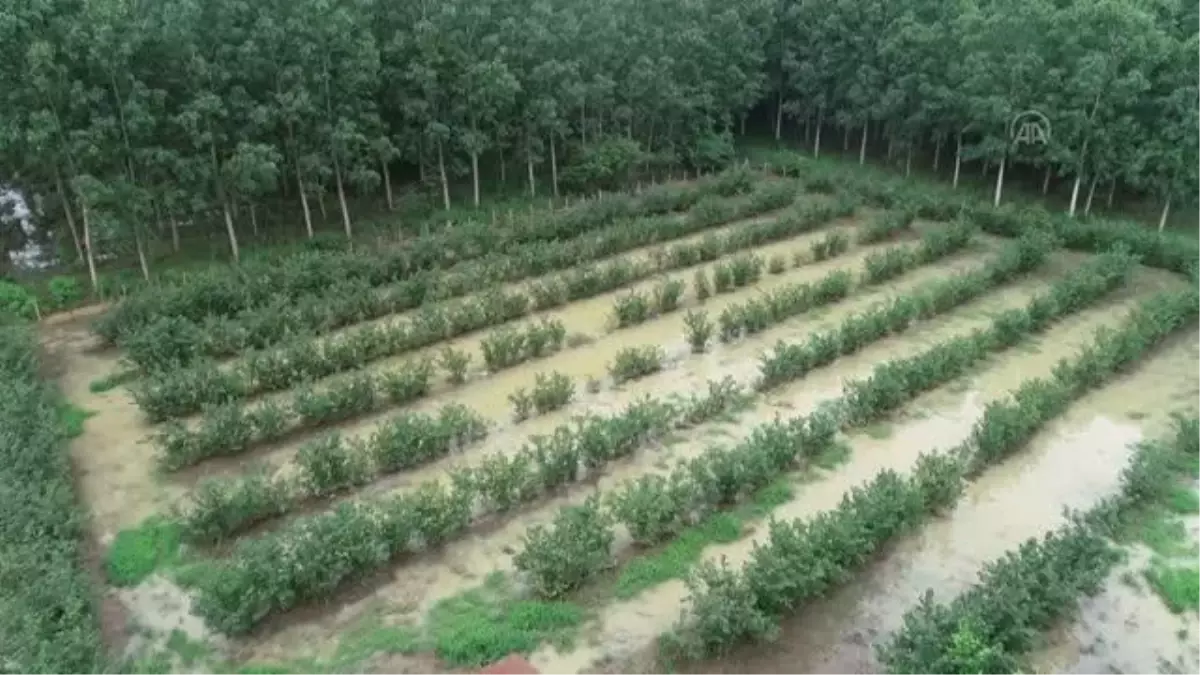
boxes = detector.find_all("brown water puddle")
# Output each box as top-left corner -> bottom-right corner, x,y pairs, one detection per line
540,267 -> 1185,672
235,261 -> 1177,666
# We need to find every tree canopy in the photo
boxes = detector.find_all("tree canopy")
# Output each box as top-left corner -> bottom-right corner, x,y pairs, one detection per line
1,0 -> 1195,286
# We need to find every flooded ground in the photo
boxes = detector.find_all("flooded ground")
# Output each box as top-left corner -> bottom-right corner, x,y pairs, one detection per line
42,200 -> 1199,673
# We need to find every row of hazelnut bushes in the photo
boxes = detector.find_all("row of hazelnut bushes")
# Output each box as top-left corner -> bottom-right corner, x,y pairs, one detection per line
112,173 -> 787,371
153,318 -> 567,471
506,246 -> 1140,599
95,168 -> 758,346
132,190 -> 855,422
188,236 -> 1136,633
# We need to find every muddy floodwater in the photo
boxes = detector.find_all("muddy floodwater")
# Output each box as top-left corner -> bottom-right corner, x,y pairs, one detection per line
40,211 -> 1200,674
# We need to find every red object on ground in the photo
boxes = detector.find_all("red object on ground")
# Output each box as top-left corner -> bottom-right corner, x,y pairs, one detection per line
477,654 -> 540,674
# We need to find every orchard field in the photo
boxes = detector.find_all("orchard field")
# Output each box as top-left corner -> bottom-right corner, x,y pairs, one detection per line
25,157 -> 1198,674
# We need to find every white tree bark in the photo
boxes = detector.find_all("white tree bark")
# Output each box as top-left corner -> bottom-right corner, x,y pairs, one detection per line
1158,197 -> 1171,232
1068,175 -> 1083,217
549,134 -> 560,198
298,172 -> 314,238
169,212 -> 180,252
933,137 -> 942,172
952,133 -> 962,189
993,154 -> 1006,207
1084,177 -> 1098,215
382,159 -> 394,210
774,91 -> 783,141
333,158 -> 352,240
858,121 -> 868,165
471,151 -> 481,207
1042,166 -> 1052,195
80,198 -> 99,292
438,139 -> 451,210
54,169 -> 84,263
222,199 -> 240,263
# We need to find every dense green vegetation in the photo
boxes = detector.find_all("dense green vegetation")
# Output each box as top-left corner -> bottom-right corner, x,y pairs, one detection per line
1,0 -> 1194,300
0,326 -> 104,672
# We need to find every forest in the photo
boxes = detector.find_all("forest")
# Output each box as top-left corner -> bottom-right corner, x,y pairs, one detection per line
0,0 -> 1196,293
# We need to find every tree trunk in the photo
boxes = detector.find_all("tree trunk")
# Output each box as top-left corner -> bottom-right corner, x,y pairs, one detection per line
317,189 -> 328,220
887,136 -> 895,161
813,106 -> 824,158
526,146 -> 536,198
905,145 -> 913,177
993,154 -> 1006,207
858,121 -> 868,165
740,115 -> 746,136
952,133 -> 962,189
774,91 -> 783,141
471,151 -> 481,207
222,199 -> 240,263
549,134 -> 560,198
498,145 -> 506,186
169,212 -> 180,252
298,172 -> 314,238
1158,196 -> 1170,232
580,104 -> 587,147
382,159 -> 394,210
1042,166 -> 1052,195
437,139 -> 451,210
933,137 -> 942,172
418,139 -> 427,185
1068,174 -> 1083,217
248,203 -> 258,237
1084,177 -> 1098,215
1106,180 -> 1116,208
333,158 -> 353,239
54,169 -> 84,263
135,231 -> 150,281
80,198 -> 99,293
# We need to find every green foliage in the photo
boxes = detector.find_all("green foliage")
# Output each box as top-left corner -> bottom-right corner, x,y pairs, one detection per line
718,267 -> 852,343
0,280 -> 37,321
609,345 -> 665,384
654,278 -> 685,314
190,380 -> 750,632
767,254 -> 787,275
174,403 -> 487,543
612,291 -> 652,327
810,231 -> 849,261
531,372 -> 574,415
105,516 -> 183,587
440,347 -> 471,385
858,211 -> 914,244
481,319 -> 567,372
879,526 -> 1118,674
47,276 -> 84,310
513,495 -> 614,598
665,469 -> 929,660
693,269 -> 712,301
683,310 -> 713,353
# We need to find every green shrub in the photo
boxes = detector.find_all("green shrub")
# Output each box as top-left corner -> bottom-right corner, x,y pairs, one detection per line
693,269 -> 712,301
684,310 -> 713,353
531,372 -> 574,414
858,210 -> 914,244
509,388 -> 534,422
513,495 -> 614,598
767,255 -> 787,275
609,473 -> 694,544
0,280 -> 37,321
177,468 -> 292,544
711,263 -> 734,293
296,433 -> 372,497
47,276 -> 84,310
613,291 -> 652,327
654,278 -> 685,314
810,231 -> 849,261
609,345 -> 665,384
441,347 -> 471,384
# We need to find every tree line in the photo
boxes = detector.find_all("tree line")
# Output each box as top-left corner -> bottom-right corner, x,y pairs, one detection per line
1,0 -> 1195,289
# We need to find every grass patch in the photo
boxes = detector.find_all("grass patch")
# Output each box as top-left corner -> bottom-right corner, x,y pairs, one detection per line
57,401 -> 94,438
329,613 -> 423,670
426,572 -> 584,668
1123,506 -> 1193,557
89,368 -> 137,393
813,439 -> 851,469
612,480 -> 792,599
1145,561 -> 1200,614
105,516 -> 182,586
1165,485 -> 1200,514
